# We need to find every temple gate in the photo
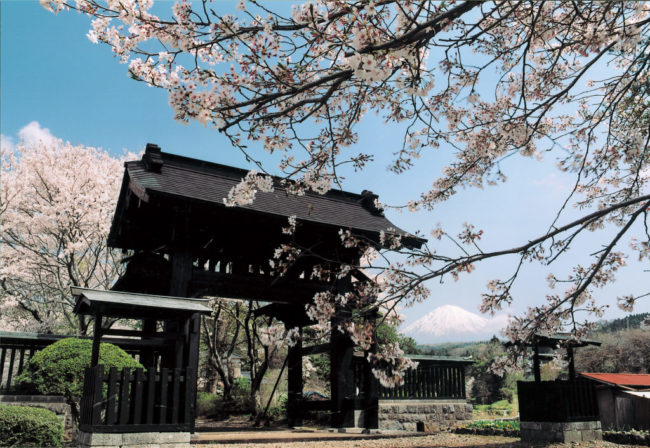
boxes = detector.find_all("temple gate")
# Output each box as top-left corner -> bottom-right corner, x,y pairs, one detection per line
88,143 -> 424,433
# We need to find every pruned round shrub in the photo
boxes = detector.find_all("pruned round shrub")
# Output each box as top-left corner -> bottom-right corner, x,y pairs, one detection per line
16,338 -> 141,398
0,404 -> 63,447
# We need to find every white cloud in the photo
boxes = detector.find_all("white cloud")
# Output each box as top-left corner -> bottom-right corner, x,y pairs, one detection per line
531,172 -> 569,193
1,134 -> 14,153
17,121 -> 56,147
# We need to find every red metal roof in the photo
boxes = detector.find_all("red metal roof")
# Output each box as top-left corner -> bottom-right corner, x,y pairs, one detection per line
580,373 -> 650,387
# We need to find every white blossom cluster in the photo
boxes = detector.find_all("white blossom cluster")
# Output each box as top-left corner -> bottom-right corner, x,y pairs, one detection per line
224,170 -> 274,207
43,0 -> 650,378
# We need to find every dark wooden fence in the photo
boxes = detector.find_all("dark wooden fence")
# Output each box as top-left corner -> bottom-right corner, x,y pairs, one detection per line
0,331 -> 155,394
353,357 -> 467,401
0,332 -> 72,393
80,365 -> 195,433
518,380 -> 599,422
379,362 -> 466,399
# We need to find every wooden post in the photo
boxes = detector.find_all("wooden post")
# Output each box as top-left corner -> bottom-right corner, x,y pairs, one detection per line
0,348 -> 6,392
533,344 -> 541,383
186,314 -> 201,432
140,319 -> 157,368
91,365 -> 104,425
459,365 -> 467,399
174,319 -> 187,368
567,346 -> 575,380
91,314 -> 102,367
330,274 -> 355,428
106,367 -> 118,425
163,249 -> 193,368
5,349 -> 15,391
330,326 -> 354,428
287,326 -> 303,427
361,312 -> 378,429
362,347 -> 379,429
169,250 -> 193,297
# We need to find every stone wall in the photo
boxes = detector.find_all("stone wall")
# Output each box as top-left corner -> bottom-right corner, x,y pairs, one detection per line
520,420 -> 602,443
378,399 -> 473,432
0,395 -> 72,429
77,431 -> 190,448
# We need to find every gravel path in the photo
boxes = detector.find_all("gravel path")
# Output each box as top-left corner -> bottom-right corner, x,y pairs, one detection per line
200,432 -> 645,448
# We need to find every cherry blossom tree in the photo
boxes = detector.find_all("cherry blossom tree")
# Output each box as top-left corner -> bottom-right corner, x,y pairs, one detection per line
201,296 -> 300,418
201,298 -> 244,399
1,137 -> 133,334
44,1 -> 650,376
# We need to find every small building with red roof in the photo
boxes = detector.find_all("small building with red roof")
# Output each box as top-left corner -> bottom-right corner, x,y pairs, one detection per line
580,372 -> 650,430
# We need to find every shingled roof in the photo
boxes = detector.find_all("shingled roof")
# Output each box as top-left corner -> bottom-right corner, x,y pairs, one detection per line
114,144 -> 423,245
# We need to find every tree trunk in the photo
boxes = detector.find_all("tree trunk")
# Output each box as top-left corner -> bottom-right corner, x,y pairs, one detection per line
250,387 -> 263,419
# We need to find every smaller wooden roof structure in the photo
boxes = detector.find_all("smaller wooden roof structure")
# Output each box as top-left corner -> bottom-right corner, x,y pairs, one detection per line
72,287 -> 212,320
508,333 -> 601,382
531,333 -> 602,348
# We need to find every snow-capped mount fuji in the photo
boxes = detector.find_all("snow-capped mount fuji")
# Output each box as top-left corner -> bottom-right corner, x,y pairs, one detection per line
402,304 -> 509,343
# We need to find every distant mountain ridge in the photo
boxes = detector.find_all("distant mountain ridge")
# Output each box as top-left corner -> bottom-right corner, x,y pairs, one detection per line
401,304 -> 509,344
596,312 -> 649,332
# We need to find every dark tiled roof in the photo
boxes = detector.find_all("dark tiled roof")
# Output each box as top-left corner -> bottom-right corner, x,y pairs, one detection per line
124,145 -> 422,242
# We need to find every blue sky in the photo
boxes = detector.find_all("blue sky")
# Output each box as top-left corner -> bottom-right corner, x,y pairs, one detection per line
2,1 -> 648,342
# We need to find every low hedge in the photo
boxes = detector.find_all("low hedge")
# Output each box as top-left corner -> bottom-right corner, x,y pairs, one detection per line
603,430 -> 650,446
455,419 -> 520,437
0,404 -> 63,447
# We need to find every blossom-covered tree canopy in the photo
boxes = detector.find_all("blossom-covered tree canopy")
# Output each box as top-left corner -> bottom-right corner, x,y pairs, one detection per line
0,138 -> 134,334
42,0 -> 649,370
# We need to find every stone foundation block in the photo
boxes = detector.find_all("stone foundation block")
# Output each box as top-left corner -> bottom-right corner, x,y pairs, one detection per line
78,432 -> 123,446
423,421 -> 440,432
378,400 -> 472,432
520,421 -> 602,443
77,431 -> 191,448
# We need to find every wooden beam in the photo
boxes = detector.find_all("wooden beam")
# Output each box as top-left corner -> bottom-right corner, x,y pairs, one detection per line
102,329 -> 148,337
301,400 -> 331,412
301,343 -> 330,356
191,270 -> 328,304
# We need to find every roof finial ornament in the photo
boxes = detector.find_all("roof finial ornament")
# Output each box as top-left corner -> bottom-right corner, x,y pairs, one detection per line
143,143 -> 163,173
360,190 -> 383,216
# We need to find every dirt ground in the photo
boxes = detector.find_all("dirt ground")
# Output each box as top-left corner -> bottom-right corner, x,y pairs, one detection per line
199,432 -> 646,448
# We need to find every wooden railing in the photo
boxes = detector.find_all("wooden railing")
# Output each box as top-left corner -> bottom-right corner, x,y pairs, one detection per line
80,365 -> 195,433
0,331 -> 160,394
0,332 -> 73,393
353,357 -> 467,401
518,380 -> 599,422
379,363 -> 466,399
